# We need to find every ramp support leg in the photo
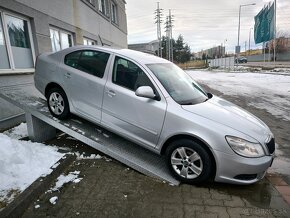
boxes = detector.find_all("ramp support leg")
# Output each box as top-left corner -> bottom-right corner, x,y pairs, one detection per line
25,112 -> 56,142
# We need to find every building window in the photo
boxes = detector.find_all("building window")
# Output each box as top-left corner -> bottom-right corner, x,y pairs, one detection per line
111,2 -> 117,24
0,12 -> 34,70
98,0 -> 109,16
87,0 -> 95,6
50,28 -> 73,52
83,37 -> 97,45
0,14 -> 10,69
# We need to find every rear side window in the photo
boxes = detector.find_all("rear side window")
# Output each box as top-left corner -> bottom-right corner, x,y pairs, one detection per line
64,51 -> 81,68
64,50 -> 110,78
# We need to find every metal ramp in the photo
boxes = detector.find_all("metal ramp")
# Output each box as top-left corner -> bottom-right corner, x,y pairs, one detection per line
0,84 -> 180,185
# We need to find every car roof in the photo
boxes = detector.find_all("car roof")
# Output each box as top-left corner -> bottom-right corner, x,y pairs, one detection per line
59,45 -> 170,65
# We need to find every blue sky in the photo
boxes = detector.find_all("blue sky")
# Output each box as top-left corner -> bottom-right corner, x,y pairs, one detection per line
126,0 -> 290,53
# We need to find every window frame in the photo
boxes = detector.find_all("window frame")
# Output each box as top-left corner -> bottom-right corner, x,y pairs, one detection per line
64,49 -> 110,79
83,37 -> 97,46
50,27 -> 74,52
111,1 -> 118,24
0,10 -> 36,72
98,0 -> 109,16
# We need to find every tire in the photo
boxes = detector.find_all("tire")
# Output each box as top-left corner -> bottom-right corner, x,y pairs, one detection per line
166,139 -> 212,184
46,87 -> 70,119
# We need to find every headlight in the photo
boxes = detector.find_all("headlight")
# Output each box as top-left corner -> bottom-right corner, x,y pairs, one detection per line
226,136 -> 265,158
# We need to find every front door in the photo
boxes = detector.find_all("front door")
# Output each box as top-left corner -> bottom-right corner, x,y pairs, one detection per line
61,49 -> 111,123
101,55 -> 167,148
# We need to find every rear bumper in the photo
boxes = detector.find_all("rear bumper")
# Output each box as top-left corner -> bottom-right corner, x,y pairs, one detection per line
214,150 -> 273,185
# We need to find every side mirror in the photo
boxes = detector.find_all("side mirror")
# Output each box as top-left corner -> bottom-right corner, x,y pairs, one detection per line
135,86 -> 156,99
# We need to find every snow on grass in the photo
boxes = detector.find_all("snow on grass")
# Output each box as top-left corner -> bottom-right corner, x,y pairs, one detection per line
49,171 -> 82,192
3,123 -> 28,139
188,70 -> 290,121
0,133 -> 64,204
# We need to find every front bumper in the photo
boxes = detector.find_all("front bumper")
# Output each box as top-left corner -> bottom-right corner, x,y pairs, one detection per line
214,150 -> 273,185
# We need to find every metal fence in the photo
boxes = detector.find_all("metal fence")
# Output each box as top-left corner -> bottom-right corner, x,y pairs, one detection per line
209,57 -> 235,70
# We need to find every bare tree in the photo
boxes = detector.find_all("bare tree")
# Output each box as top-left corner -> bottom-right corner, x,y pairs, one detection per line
267,30 -> 290,54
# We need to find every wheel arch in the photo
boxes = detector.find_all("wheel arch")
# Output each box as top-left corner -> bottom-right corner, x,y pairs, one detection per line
160,134 -> 217,180
45,82 -> 65,99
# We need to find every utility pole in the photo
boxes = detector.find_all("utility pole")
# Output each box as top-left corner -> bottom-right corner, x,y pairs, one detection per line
165,9 -> 174,62
248,28 -> 253,57
154,2 -> 163,58
273,0 -> 277,63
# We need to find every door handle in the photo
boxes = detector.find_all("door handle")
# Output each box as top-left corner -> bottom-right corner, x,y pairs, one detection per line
106,90 -> 116,97
65,72 -> 71,79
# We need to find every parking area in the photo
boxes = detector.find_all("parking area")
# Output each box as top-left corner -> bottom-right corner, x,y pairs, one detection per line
20,70 -> 290,217
1,70 -> 290,217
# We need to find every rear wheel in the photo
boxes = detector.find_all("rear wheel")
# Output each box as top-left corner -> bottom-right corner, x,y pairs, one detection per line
47,87 -> 70,119
166,139 -> 212,184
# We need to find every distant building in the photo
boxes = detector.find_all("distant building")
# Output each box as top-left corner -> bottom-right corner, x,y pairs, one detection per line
0,0 -> 127,74
196,46 -> 225,59
128,40 -> 159,55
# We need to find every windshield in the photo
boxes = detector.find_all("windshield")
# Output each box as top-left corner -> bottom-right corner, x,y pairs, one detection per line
146,63 -> 208,105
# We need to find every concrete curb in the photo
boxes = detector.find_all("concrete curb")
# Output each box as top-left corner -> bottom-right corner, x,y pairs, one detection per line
0,113 -> 25,131
0,154 -> 76,218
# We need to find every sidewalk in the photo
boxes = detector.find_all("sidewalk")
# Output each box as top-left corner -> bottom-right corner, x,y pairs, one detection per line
0,74 -> 33,130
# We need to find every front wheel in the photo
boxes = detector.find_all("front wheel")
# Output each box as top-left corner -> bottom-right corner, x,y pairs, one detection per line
47,87 -> 70,119
166,139 -> 213,184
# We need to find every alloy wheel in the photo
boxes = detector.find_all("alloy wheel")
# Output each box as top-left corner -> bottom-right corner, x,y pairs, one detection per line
171,147 -> 203,179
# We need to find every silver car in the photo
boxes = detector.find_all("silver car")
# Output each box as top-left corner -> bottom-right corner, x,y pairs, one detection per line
34,46 -> 275,185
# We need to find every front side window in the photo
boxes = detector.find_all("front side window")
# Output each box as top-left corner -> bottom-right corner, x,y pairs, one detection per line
112,56 -> 154,91
147,63 -> 208,105
64,50 -> 110,78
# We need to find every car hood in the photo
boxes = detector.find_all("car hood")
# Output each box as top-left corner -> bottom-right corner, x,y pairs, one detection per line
181,95 -> 270,143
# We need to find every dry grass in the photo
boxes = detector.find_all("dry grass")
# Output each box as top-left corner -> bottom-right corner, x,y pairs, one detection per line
177,60 -> 207,69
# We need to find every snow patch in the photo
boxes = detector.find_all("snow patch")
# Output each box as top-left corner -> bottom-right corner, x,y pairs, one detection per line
0,133 -> 64,204
49,171 -> 82,192
188,70 -> 290,121
3,123 -> 28,139
49,196 -> 58,205
76,153 -> 102,160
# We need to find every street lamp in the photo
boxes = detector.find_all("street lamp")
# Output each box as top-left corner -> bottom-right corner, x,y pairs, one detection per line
248,27 -> 253,57
237,3 -> 256,56
224,39 -> 227,57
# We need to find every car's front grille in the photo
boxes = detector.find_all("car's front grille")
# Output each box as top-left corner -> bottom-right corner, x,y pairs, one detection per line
234,174 -> 257,181
266,138 -> 275,154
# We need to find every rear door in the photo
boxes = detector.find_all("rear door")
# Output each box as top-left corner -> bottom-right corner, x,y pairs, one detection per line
101,55 -> 167,148
61,49 -> 111,123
